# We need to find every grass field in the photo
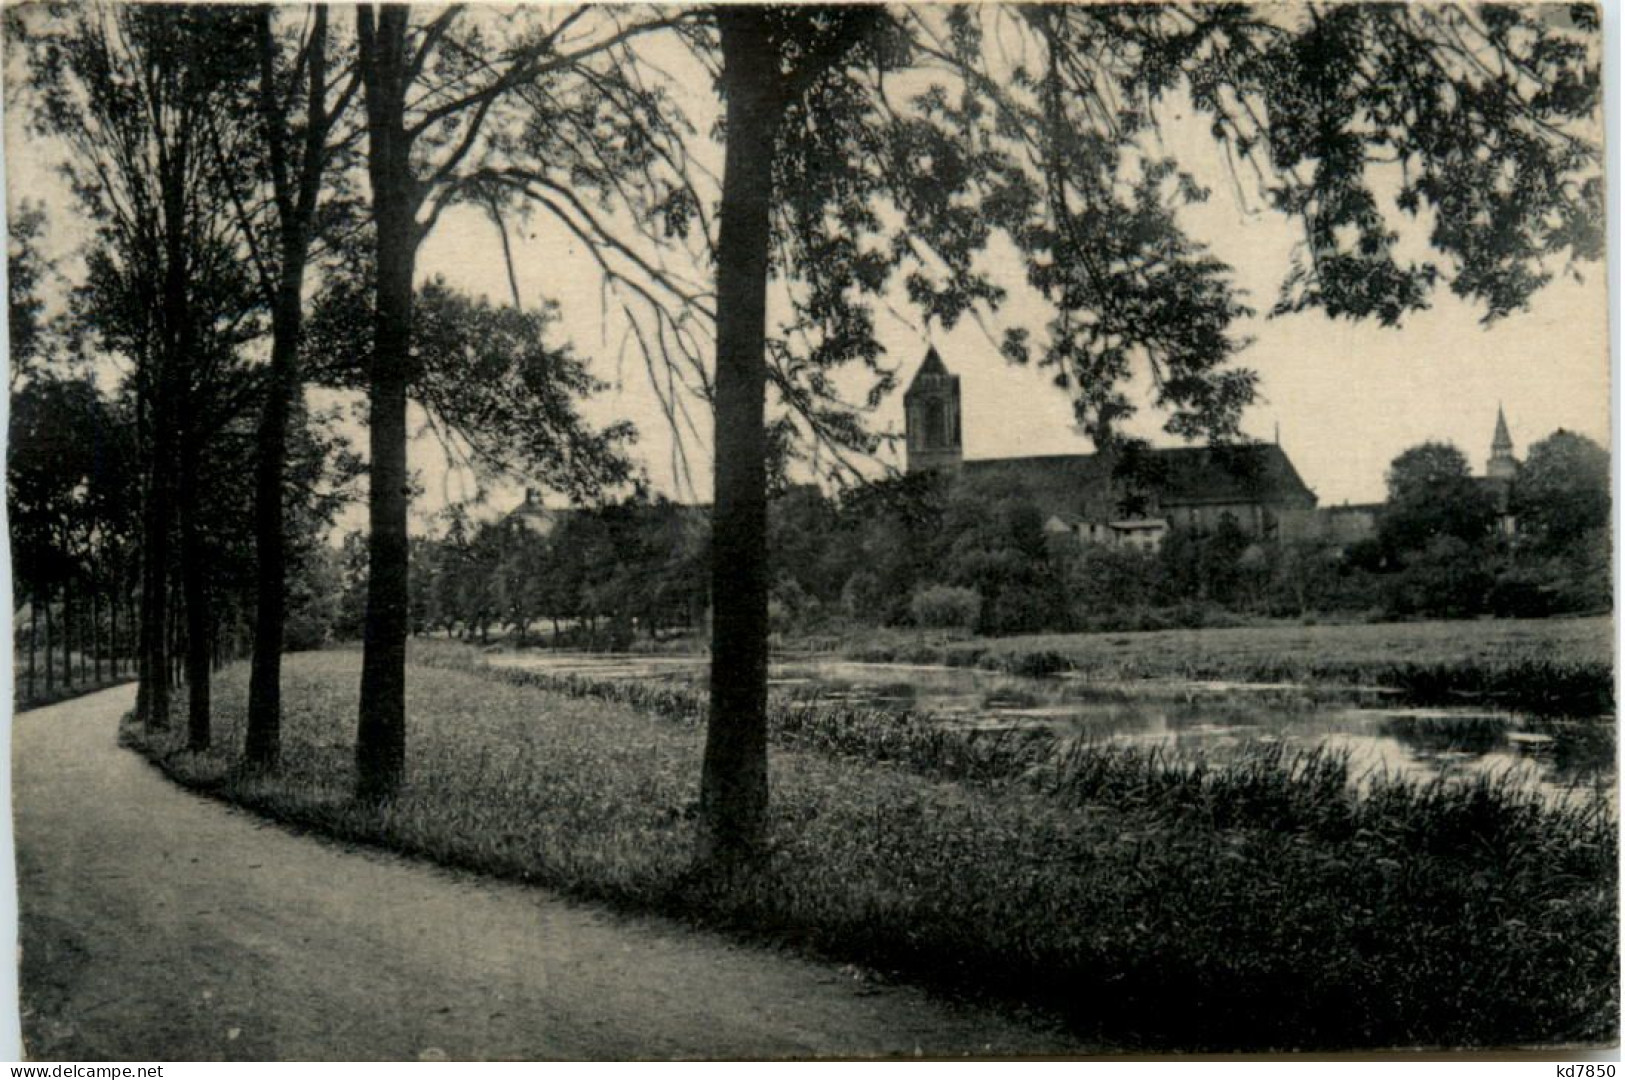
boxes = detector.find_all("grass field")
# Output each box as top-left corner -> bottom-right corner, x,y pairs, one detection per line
806,616 -> 1614,713
126,649 -> 1617,1051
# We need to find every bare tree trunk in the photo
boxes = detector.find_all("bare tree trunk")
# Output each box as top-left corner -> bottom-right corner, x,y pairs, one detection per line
698,8 -> 785,863
247,4 -> 330,771
135,582 -> 147,716
169,574 -> 183,692
63,575 -> 74,690
355,4 -> 418,803
140,380 -> 178,730
43,584 -> 54,697
77,585 -> 87,683
181,446 -> 211,752
110,594 -> 119,679
27,591 -> 37,701
92,588 -> 102,684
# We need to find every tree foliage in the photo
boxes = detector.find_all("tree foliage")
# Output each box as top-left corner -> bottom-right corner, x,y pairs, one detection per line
303,270 -> 636,500
1380,441 -> 1500,556
1514,429 -> 1609,556
7,201 -> 52,389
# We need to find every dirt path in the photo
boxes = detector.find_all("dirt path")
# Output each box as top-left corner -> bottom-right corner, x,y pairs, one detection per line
14,684 -> 1081,1060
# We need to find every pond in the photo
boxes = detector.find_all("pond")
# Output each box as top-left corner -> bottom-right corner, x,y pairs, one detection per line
485,651 -> 1616,805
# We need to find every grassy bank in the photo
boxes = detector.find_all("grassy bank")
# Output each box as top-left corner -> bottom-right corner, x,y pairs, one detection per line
126,650 -> 1617,1051
803,616 -> 1614,714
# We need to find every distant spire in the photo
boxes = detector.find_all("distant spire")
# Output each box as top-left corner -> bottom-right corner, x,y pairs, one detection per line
1486,404 -> 1517,481
1274,420 -> 1280,446
1492,403 -> 1513,452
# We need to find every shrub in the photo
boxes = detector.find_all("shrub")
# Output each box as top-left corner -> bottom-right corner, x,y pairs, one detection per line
283,608 -> 332,652
1066,544 -> 1159,613
995,649 -> 1074,677
841,569 -> 886,623
909,585 -> 982,629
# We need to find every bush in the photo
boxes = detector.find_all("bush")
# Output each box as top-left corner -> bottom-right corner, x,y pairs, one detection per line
283,609 -> 332,652
995,649 -> 1074,676
1385,536 -> 1495,618
980,582 -> 1066,636
909,585 -> 981,629
841,569 -> 886,623
1066,544 -> 1159,614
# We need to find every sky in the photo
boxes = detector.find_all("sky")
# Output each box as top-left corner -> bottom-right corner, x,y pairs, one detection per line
415,59 -> 1610,517
419,193 -> 1610,513
3,3 -> 1611,530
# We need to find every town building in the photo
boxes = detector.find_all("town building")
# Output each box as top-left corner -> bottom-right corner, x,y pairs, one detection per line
1306,406 -> 1520,549
507,350 -> 1522,558
902,347 -> 1525,553
902,348 -> 1320,551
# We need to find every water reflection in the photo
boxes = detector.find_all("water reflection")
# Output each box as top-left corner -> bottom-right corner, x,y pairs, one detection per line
486,651 -> 1615,804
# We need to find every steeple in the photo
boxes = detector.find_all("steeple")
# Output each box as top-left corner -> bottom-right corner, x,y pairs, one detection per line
914,346 -> 949,380
1486,404 -> 1517,481
903,346 -> 963,474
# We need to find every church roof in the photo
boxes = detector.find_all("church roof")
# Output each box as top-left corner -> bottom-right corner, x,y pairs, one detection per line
961,444 -> 1317,517
504,488 -> 556,536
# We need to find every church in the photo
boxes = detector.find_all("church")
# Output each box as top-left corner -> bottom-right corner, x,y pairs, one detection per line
903,347 -> 1530,553
504,347 -> 1521,555
902,347 -> 1321,552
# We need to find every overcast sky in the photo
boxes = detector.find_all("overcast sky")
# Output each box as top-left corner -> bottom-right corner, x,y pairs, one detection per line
5,6 -> 1609,529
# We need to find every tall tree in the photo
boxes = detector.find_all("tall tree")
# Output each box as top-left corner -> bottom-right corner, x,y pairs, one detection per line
681,1 -> 1601,856
348,4 -> 677,800
23,3 -> 261,734
7,201 -> 51,391
351,3 -> 504,800
233,4 -> 359,769
1380,441 -> 1500,556
697,8 -> 785,859
1513,429 -> 1609,557
698,6 -> 903,859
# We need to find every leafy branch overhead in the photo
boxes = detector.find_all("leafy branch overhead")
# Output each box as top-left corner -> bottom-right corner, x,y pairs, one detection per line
545,4 -> 1602,468
891,3 -> 1600,444
301,263 -> 636,502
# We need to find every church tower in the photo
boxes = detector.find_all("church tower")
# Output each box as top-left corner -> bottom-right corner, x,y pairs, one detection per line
1486,405 -> 1517,482
903,347 -> 962,474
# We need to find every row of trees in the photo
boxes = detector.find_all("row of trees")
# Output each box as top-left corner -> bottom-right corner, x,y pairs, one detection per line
284,423 -> 1608,655
401,500 -> 706,648
9,369 -> 139,701
7,200 -> 361,705
12,4 -> 629,748
9,3 -> 1602,861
